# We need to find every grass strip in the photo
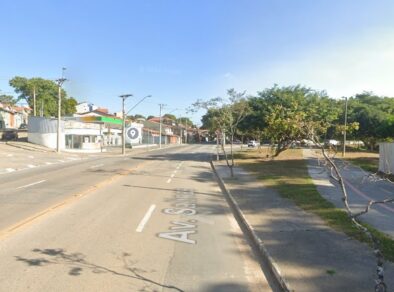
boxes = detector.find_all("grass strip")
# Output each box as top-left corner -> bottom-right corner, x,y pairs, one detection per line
345,157 -> 379,173
235,149 -> 394,262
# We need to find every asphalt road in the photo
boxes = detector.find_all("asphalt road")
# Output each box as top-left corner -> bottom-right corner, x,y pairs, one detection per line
0,145 -> 271,291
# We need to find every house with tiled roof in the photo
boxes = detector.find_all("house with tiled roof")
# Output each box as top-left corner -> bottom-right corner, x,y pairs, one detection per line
0,103 -> 30,129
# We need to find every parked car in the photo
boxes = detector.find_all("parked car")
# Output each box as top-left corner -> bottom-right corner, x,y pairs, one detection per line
1,129 -> 18,141
248,140 -> 257,147
324,139 -> 339,146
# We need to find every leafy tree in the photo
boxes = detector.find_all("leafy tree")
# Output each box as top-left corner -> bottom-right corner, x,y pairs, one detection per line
163,113 -> 176,121
9,76 -> 76,117
257,85 -> 340,156
0,94 -> 17,105
176,117 -> 194,128
193,89 -> 250,176
344,92 -> 394,150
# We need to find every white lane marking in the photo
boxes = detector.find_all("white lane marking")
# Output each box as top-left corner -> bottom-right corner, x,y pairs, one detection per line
170,173 -> 175,178
45,162 -> 53,165
7,154 -> 13,157
58,160 -> 65,162
28,155 -> 34,159
90,164 -> 104,169
167,178 -> 172,184
136,204 -> 156,232
5,168 -> 15,173
16,180 -> 46,189
27,164 -> 36,168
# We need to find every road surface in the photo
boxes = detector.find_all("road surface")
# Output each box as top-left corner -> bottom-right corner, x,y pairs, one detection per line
0,145 -> 272,291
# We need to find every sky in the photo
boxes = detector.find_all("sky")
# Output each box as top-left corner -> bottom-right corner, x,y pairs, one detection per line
1,0 -> 394,124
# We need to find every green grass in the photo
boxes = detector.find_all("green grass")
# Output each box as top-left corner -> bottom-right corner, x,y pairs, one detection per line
346,157 -> 379,173
236,149 -> 394,262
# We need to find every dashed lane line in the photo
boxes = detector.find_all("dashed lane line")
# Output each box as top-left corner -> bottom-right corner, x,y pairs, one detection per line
0,160 -> 151,240
136,204 -> 156,232
16,180 -> 46,189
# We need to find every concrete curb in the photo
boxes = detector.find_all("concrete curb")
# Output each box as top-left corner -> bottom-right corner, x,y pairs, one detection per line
210,160 -> 294,292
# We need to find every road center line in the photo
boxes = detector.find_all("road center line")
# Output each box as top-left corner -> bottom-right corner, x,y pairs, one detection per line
136,204 -> 156,232
90,164 -> 104,169
16,180 -> 46,189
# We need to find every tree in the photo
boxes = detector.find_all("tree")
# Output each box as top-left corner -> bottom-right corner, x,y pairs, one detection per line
9,76 -> 76,117
0,94 -> 17,105
177,117 -> 194,127
193,89 -> 250,177
256,85 -> 340,156
163,113 -> 176,121
345,92 -> 394,150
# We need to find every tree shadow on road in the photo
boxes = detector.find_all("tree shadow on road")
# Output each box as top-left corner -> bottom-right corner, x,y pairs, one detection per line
15,249 -> 184,292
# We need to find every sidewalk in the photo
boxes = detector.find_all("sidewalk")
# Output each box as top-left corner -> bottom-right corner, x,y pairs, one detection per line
303,148 -> 394,239
213,161 -> 394,291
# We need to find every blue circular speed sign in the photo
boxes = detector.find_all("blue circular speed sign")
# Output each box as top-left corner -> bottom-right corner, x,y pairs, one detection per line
126,127 -> 139,139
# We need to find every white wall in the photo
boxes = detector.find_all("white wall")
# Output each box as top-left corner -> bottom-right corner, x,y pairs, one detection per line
379,143 -> 394,174
28,132 -> 65,149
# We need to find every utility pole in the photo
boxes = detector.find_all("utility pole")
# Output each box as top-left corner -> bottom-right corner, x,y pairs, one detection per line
159,104 -> 165,148
56,67 -> 67,153
185,118 -> 189,144
120,94 -> 133,155
33,86 -> 36,116
342,96 -> 348,157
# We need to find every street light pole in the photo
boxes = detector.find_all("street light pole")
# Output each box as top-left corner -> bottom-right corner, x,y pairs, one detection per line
120,94 -> 133,155
342,97 -> 348,158
159,104 -> 165,148
56,67 -> 67,153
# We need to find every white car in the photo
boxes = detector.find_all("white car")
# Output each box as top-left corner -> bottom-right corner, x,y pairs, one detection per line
248,140 -> 257,147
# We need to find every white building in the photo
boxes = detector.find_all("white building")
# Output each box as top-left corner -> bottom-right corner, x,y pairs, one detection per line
28,116 -> 124,152
75,102 -> 98,114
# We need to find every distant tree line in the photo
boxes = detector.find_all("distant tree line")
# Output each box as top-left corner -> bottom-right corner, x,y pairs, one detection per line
197,85 -> 394,154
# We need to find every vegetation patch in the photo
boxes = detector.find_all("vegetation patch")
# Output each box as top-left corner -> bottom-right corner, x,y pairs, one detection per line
235,148 -> 394,262
345,157 -> 379,173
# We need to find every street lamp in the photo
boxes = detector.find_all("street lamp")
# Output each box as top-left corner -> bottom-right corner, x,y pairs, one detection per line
126,95 -> 151,116
119,94 -> 133,155
56,67 -> 67,153
342,97 -> 348,157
